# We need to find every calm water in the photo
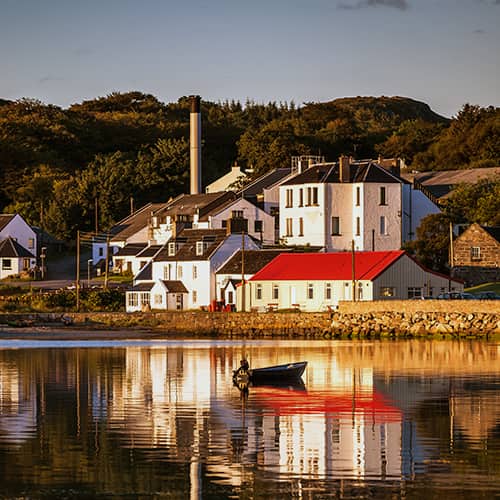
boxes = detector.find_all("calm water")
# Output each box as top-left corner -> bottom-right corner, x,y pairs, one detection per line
0,338 -> 499,499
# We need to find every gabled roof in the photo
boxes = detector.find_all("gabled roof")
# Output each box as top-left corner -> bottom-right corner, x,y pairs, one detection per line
483,226 -> 500,243
128,282 -> 155,292
282,161 -> 404,186
154,192 -> 237,221
136,245 -> 162,258
0,215 -> 16,232
154,228 -> 228,261
135,262 -> 152,281
0,237 -> 35,258
216,249 -> 289,275
239,168 -> 292,197
161,280 -> 188,293
114,243 -> 147,257
249,251 -> 406,281
110,202 -> 166,242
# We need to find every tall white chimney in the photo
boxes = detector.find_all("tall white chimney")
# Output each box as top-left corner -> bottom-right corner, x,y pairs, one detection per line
189,95 -> 201,194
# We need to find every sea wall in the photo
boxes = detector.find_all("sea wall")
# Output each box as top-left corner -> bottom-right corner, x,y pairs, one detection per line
0,300 -> 499,339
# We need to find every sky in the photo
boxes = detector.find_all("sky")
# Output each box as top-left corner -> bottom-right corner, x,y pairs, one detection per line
1,0 -> 499,118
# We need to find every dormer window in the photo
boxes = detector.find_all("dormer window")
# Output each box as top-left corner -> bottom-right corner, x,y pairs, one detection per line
168,242 -> 176,256
196,241 -> 205,256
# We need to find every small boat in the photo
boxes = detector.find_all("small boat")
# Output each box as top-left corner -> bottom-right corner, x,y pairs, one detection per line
233,361 -> 307,385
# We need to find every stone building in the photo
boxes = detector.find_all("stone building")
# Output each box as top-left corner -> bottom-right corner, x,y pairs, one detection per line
452,223 -> 500,286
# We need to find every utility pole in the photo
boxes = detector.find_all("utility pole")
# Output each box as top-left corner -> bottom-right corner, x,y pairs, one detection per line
241,230 -> 245,311
449,222 -> 454,268
76,230 -> 80,312
104,234 -> 110,290
351,239 -> 356,302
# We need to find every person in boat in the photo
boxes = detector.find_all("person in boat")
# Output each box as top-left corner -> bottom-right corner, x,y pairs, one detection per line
236,358 -> 249,375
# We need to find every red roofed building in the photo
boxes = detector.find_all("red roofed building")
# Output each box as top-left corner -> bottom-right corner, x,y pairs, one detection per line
240,250 -> 463,311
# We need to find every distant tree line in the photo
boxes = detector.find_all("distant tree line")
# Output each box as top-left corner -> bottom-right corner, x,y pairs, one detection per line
0,92 -> 498,241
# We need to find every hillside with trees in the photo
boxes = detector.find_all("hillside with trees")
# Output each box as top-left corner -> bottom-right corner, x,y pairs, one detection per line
0,92 -> 498,240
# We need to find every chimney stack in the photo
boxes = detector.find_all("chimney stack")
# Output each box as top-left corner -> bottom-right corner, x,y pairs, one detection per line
339,155 -> 350,183
189,95 -> 201,195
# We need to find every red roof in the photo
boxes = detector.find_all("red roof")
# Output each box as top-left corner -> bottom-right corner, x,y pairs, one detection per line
249,250 -> 405,281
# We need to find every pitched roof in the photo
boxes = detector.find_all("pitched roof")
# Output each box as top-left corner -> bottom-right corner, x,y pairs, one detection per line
249,251 -> 406,281
135,262 -> 152,281
282,161 -> 403,186
110,202 -> 166,242
216,249 -> 288,275
114,243 -> 147,256
129,282 -> 155,292
136,245 -> 162,258
161,280 -> 188,293
0,214 -> 16,232
0,237 -> 35,258
239,168 -> 292,197
154,228 -> 228,261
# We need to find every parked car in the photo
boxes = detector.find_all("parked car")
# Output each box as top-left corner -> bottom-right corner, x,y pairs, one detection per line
473,291 -> 500,300
436,292 -> 475,300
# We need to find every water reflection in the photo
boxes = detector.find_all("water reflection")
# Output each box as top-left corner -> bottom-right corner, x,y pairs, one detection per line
0,339 -> 499,497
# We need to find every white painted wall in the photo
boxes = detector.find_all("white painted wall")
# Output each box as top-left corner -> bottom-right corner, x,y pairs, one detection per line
205,166 -> 246,193
401,186 -> 441,242
0,214 -> 37,257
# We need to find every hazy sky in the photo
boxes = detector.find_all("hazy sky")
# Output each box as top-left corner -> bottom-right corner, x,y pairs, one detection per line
1,0 -> 499,117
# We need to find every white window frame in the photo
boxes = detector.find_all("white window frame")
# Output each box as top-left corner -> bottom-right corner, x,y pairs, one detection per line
471,246 -> 481,260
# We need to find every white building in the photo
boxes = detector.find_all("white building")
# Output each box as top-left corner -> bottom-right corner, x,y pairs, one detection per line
0,237 -> 36,279
240,250 -> 463,312
279,157 -> 440,251
0,214 -> 37,258
126,228 -> 260,312
205,163 -> 247,193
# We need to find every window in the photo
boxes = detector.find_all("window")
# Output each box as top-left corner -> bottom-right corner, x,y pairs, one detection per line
99,247 -> 104,257
232,210 -> 243,219
168,242 -> 176,256
355,187 -> 360,206
192,265 -> 198,279
380,286 -> 395,297
192,290 -> 197,303
379,186 -> 387,205
28,238 -> 35,249
2,259 -> 12,270
332,217 -> 340,236
196,241 -> 205,256
272,284 -> 279,300
127,293 -> 138,307
228,291 -> 234,303
254,220 -> 263,233
307,283 -> 314,300
163,265 -> 169,280
298,217 -> 304,236
256,284 -> 262,300
23,258 -> 30,271
380,216 -> 387,235
286,218 -> 293,237
357,282 -> 363,300
140,292 -> 150,306
286,189 -> 293,208
299,188 -> 304,207
177,265 -> 183,279
355,217 -> 361,236
407,287 -> 422,299
221,220 -> 227,228
306,187 -> 318,206
154,294 -> 163,305
325,283 -> 332,300
471,247 -> 481,260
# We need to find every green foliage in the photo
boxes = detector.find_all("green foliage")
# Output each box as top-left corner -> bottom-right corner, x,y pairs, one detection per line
0,92 -> 498,242
404,213 -> 452,273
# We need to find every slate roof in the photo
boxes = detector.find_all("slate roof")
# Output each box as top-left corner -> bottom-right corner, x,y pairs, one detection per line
114,243 -> 148,257
239,168 -> 292,197
162,280 -> 188,293
483,226 -> 500,243
249,251 -> 406,281
282,161 -> 404,186
0,215 -> 15,232
136,245 -> 162,258
135,262 -> 152,281
154,228 -> 228,261
0,237 -> 35,258
110,202 -> 166,242
129,282 -> 155,292
216,249 -> 287,275
154,192 -> 237,221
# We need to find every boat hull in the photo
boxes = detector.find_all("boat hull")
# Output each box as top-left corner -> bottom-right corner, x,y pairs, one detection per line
234,361 -> 307,385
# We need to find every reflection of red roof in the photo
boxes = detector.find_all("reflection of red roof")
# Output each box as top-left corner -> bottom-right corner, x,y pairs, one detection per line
253,387 -> 402,423
249,251 -> 405,281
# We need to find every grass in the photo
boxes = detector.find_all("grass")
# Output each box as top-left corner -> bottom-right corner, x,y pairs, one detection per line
465,282 -> 500,295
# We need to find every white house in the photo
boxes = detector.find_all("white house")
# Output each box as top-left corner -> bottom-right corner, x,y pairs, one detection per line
278,157 -> 440,251
0,214 -> 37,258
205,163 -> 247,193
126,228 -> 260,312
240,250 -> 463,312
126,277 -> 188,313
0,237 -> 36,279
112,244 -> 162,276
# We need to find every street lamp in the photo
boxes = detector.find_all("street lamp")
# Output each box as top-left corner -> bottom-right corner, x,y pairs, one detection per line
87,259 -> 93,288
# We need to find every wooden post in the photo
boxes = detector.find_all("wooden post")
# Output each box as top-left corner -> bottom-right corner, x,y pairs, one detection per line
241,230 -> 245,311
104,235 -> 110,290
76,230 -> 80,312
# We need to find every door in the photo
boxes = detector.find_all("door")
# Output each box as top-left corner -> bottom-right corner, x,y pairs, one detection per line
176,294 -> 183,310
